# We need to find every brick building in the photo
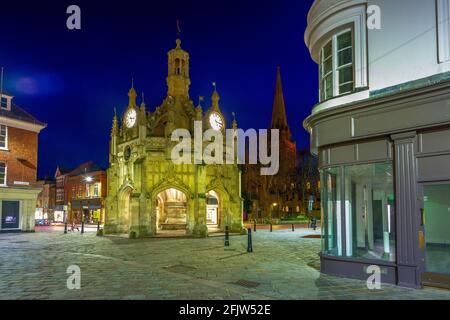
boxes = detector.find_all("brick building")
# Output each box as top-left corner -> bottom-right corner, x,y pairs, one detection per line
55,162 -> 107,225
0,90 -> 46,232
54,166 -> 73,223
35,178 -> 56,222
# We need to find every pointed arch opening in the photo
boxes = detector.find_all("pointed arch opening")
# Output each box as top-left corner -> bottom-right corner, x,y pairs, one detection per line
155,188 -> 188,235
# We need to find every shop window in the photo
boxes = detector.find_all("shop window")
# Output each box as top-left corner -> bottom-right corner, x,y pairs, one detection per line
321,162 -> 395,262
344,162 -> 396,262
0,125 -> 7,149
321,167 -> 342,256
0,161 -> 6,186
1,201 -> 20,229
320,30 -> 354,102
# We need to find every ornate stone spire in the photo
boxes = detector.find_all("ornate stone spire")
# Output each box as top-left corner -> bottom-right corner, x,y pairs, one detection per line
111,107 -> 118,137
128,78 -> 137,107
211,82 -> 220,111
271,67 -> 288,130
139,92 -> 146,125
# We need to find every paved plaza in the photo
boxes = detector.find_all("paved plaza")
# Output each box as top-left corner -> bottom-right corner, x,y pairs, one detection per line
0,228 -> 449,300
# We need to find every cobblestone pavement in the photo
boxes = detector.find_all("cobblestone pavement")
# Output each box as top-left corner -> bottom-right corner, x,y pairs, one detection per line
0,229 -> 449,300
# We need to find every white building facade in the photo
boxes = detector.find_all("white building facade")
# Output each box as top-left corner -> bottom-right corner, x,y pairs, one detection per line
304,0 -> 450,288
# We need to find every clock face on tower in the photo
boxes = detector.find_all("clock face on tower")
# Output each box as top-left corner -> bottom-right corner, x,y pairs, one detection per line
209,112 -> 224,131
125,109 -> 137,128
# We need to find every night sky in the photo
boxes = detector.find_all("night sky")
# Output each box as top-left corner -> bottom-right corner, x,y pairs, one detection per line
0,0 -> 317,178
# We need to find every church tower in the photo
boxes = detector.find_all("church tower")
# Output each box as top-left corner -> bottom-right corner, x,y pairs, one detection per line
271,67 -> 296,171
166,38 -> 191,98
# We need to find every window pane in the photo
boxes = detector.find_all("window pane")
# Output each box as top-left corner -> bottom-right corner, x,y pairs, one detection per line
338,47 -> 352,67
344,162 -> 396,262
325,74 -> 333,100
339,82 -> 354,95
0,97 -> 7,109
337,31 -> 352,50
339,66 -> 353,84
0,125 -> 5,148
323,41 -> 332,60
424,184 -> 450,276
0,162 -> 5,185
321,167 -> 342,256
322,58 -> 332,77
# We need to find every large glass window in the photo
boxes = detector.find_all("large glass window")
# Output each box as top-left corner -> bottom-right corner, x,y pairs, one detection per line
0,125 -> 7,149
319,30 -> 354,102
424,184 -> 450,276
321,162 -> 395,262
321,167 -> 342,256
0,161 -> 6,186
344,162 -> 395,261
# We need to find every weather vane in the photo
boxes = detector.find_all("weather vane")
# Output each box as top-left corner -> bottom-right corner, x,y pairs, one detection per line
176,19 -> 181,37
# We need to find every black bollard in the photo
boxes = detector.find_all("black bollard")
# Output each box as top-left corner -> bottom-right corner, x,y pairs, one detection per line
81,213 -> 85,234
253,219 -> 257,232
292,224 -> 295,232
64,221 -> 68,234
270,223 -> 273,232
225,226 -> 230,247
247,228 -> 253,253
97,219 -> 100,231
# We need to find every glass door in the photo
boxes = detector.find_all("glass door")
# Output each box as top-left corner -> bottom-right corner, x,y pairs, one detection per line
421,183 -> 450,288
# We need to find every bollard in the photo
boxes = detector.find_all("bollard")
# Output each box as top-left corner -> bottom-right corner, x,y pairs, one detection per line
292,224 -> 295,232
81,214 -> 85,234
64,221 -> 68,234
97,220 -> 101,231
253,219 -> 257,232
225,226 -> 230,247
311,217 -> 317,231
247,228 -> 253,253
270,223 -> 273,232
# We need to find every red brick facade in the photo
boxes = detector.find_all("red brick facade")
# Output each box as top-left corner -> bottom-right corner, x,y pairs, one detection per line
0,127 -> 38,186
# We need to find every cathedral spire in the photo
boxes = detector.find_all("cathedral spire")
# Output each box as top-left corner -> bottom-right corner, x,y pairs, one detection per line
271,66 -> 288,129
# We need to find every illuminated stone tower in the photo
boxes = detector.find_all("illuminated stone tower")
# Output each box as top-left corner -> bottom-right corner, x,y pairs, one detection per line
167,38 -> 191,98
105,37 -> 244,238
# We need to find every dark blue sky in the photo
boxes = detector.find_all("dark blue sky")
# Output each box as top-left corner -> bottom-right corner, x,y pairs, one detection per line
0,0 -> 317,178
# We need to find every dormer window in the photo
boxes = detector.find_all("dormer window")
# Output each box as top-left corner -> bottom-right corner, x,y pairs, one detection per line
320,30 -> 355,101
0,96 -> 8,110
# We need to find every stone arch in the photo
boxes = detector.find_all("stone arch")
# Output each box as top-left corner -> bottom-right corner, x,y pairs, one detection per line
151,183 -> 192,235
117,184 -> 134,233
206,185 -> 231,230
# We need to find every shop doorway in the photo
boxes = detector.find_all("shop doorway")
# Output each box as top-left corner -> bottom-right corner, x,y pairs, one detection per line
206,191 -> 220,228
421,183 -> 450,289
